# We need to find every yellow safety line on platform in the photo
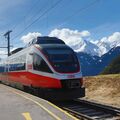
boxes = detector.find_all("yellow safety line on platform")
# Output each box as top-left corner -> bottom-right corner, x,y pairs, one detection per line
15,91 -> 79,120
12,90 -> 62,120
46,101 -> 79,120
2,84 -> 79,120
22,112 -> 32,120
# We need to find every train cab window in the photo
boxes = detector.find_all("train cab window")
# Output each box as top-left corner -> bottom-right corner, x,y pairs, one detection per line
44,48 -> 80,73
33,54 -> 53,73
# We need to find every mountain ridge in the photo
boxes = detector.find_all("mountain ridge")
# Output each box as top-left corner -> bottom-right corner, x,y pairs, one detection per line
70,32 -> 120,56
77,46 -> 120,76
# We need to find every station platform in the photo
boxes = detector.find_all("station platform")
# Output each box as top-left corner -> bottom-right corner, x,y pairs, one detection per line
0,84 -> 78,120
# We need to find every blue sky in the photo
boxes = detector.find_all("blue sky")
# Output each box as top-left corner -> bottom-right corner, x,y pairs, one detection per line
0,0 -> 120,52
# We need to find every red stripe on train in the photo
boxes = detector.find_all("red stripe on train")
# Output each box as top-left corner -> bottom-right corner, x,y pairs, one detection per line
0,71 -> 62,88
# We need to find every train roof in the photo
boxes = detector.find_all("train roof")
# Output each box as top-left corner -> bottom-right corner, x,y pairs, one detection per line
30,36 -> 72,50
28,36 -> 65,46
27,36 -> 72,51
38,44 -> 71,50
10,47 -> 23,55
8,37 -> 72,57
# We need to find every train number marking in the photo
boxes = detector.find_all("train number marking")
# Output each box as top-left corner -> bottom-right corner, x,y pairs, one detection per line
67,75 -> 75,79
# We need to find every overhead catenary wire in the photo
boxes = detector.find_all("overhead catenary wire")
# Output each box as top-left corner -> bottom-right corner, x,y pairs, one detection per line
26,0 -> 50,25
0,0 -> 44,48
0,0 -> 42,53
57,0 -> 100,28
12,0 -> 99,46
12,0 -> 63,42
10,0 -> 44,48
12,0 -> 41,30
23,0 -> 41,20
11,0 -> 50,46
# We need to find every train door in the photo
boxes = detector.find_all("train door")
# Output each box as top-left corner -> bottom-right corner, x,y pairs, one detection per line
27,52 -> 33,71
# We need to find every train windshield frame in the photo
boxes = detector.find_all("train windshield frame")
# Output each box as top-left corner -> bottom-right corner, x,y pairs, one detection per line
44,48 -> 80,73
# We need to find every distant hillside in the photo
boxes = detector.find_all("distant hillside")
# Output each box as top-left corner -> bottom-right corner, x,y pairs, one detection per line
77,46 -> 120,76
101,55 -> 120,74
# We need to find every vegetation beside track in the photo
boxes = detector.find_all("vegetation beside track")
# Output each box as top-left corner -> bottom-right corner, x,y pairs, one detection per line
84,74 -> 120,107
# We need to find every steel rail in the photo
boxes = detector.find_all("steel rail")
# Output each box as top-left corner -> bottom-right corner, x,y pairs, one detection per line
53,99 -> 120,120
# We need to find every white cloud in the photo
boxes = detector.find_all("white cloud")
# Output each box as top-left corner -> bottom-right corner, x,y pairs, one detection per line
98,32 -> 120,44
49,29 -> 120,56
108,32 -> 120,43
49,28 -> 90,46
21,29 -> 90,47
21,32 -> 42,43
80,30 -> 90,37
49,28 -> 90,38
0,50 -> 6,54
20,29 -> 120,56
0,50 -> 7,60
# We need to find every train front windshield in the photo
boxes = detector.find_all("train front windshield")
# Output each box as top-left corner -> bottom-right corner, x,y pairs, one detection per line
45,48 -> 80,73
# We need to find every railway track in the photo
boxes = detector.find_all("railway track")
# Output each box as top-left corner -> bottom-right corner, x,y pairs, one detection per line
53,99 -> 120,120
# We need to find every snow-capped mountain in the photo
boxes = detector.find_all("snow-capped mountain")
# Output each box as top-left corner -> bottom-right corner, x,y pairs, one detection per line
70,32 -> 120,56
96,32 -> 120,56
48,29 -> 120,56
77,46 -> 120,76
68,38 -> 120,56
70,39 -> 99,56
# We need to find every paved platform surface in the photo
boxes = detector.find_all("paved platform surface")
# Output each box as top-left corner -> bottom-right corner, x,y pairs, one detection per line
0,84 -> 78,120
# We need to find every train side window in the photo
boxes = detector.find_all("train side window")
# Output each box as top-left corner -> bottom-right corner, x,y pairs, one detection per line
33,54 -> 53,73
8,54 -> 26,71
0,64 -> 5,73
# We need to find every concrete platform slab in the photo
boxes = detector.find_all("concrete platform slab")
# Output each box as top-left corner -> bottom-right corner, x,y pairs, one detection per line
0,84 -> 78,120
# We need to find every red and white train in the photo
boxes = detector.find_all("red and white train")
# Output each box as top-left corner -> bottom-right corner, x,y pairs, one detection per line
0,37 -> 85,100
